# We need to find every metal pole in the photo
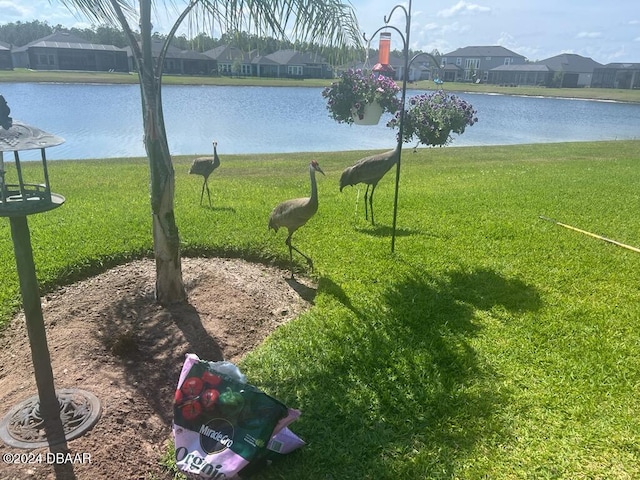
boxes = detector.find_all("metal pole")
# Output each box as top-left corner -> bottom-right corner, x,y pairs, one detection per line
8,215 -> 65,445
0,151 -> 5,204
390,0 -> 411,253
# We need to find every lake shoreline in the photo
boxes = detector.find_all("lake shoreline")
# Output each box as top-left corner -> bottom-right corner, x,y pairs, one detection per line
1,68 -> 639,104
3,82 -> 639,161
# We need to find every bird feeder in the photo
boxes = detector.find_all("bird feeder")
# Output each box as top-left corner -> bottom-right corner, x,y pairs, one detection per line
0,120 -> 65,215
0,99 -> 101,452
372,32 -> 395,77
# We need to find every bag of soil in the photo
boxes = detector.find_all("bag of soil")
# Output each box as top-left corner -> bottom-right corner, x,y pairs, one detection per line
173,354 -> 304,479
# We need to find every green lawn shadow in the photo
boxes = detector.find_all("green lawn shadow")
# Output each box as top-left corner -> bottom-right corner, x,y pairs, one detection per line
262,267 -> 542,478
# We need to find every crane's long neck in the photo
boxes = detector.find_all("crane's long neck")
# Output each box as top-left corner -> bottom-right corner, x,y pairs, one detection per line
391,142 -> 401,161
213,145 -> 220,168
309,166 -> 318,206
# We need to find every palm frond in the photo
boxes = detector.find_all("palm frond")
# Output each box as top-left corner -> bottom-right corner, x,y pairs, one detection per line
198,0 -> 362,48
59,0 -> 361,49
58,0 -> 137,26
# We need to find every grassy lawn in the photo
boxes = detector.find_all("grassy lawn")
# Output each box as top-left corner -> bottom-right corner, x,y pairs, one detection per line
1,141 -> 640,478
1,68 -> 640,104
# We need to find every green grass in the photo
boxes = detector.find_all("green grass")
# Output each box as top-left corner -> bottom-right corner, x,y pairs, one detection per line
2,141 -> 640,478
1,67 -> 639,103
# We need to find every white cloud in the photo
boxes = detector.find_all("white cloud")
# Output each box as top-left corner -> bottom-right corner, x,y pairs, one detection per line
495,32 -> 540,60
437,1 -> 491,18
0,0 -> 32,18
576,31 -> 602,39
420,22 -> 440,33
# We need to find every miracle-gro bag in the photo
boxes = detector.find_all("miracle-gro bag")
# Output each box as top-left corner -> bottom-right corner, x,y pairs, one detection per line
173,354 -> 304,479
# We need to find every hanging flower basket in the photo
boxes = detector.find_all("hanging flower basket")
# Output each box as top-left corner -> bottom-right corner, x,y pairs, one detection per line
387,90 -> 478,146
322,69 -> 401,126
351,101 -> 384,125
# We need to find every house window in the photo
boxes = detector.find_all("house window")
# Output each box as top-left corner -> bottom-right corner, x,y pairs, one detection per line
456,57 -> 462,66
288,65 -> 303,76
241,64 -> 251,75
504,57 -> 513,65
465,58 -> 480,70
38,54 -> 54,66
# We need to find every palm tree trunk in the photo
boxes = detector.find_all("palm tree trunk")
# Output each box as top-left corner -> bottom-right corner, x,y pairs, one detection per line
138,3 -> 186,305
140,83 -> 186,305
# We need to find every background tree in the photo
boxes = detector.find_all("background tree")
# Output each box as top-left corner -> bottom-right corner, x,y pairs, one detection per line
0,21 -> 364,67
57,0 -> 361,305
0,20 -> 58,46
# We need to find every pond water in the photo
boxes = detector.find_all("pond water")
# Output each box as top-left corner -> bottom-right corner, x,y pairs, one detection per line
2,82 -> 639,161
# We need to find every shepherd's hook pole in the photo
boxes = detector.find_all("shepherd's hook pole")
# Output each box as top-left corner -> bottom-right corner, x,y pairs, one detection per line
364,0 -> 412,252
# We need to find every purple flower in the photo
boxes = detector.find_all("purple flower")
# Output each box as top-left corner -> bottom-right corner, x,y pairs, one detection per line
388,91 -> 478,146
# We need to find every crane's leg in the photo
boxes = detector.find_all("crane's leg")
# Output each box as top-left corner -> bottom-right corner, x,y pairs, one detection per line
369,183 -> 377,226
286,234 -> 313,278
204,178 -> 212,207
199,179 -> 206,206
364,185 -> 371,221
285,234 -> 295,278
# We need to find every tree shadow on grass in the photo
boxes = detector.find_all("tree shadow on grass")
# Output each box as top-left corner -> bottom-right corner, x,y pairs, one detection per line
256,267 -> 541,479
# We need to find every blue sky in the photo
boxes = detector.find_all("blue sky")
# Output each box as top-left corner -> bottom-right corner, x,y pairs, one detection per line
2,0 -> 638,64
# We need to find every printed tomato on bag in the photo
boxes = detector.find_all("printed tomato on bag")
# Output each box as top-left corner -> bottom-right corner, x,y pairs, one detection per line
173,354 -> 304,479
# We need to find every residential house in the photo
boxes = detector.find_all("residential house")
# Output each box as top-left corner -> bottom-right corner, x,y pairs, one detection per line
11,32 -> 128,72
384,51 -> 435,81
0,41 -> 12,70
344,51 -> 436,81
253,49 -> 332,79
203,45 -> 253,76
591,63 -> 640,89
488,64 -> 554,86
536,53 -> 602,87
441,46 -> 527,82
123,39 -> 216,75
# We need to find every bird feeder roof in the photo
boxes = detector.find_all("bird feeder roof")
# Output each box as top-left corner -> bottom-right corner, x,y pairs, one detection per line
0,121 -> 64,153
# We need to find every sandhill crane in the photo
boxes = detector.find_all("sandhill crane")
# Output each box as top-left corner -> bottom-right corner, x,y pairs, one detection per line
269,160 -> 325,278
339,143 -> 400,225
189,141 -> 220,207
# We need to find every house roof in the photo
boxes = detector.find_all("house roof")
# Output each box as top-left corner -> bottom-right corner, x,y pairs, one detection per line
123,39 -> 211,60
179,49 -> 213,61
491,64 -> 553,72
444,46 -> 525,59
260,49 -> 327,65
203,45 -> 253,63
0,41 -> 10,51
536,53 -> 602,72
14,31 -> 123,53
597,62 -> 640,69
250,54 -> 276,65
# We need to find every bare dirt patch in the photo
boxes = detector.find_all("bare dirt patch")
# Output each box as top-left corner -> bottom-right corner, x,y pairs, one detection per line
0,257 -> 316,480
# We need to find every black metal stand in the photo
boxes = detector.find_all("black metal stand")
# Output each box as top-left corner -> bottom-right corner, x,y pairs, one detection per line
9,215 -> 61,432
364,0 -> 412,253
0,116 -> 101,479
0,216 -> 101,451
364,0 -> 444,252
